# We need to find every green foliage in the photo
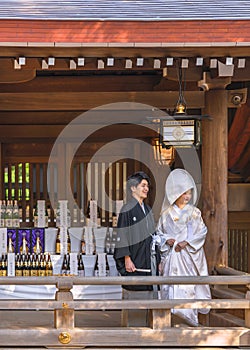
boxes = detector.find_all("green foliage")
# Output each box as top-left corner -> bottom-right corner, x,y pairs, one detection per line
4,163 -> 30,200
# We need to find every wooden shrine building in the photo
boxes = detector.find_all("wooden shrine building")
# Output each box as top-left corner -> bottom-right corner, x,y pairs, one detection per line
0,1 -> 250,348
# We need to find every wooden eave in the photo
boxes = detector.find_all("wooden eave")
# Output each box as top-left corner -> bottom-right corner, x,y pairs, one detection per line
0,18 -> 249,182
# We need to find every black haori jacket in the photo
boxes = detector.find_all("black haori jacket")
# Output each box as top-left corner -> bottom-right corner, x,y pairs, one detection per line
114,197 -> 160,291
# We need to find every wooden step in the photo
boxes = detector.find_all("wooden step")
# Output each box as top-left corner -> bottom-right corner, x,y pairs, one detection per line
210,311 -> 245,327
211,286 -> 245,299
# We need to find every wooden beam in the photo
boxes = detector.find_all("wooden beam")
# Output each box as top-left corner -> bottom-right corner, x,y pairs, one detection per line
162,66 -> 203,82
1,298 -> 249,311
0,327 -> 248,347
0,111 -> 82,125
0,124 -> 158,140
0,46 -> 250,61
0,91 -> 205,111
0,55 -> 249,82
0,57 -> 163,74
0,75 -> 163,92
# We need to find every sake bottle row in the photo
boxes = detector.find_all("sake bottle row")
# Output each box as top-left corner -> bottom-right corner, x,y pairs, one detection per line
0,253 -> 53,277
60,253 -> 114,277
0,251 -> 118,277
0,200 -> 20,228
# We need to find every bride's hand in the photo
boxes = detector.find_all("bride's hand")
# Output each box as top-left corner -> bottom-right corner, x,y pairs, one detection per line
166,238 -> 175,246
175,241 -> 188,252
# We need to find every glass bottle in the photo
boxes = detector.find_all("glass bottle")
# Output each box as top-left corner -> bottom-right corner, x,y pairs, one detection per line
97,206 -> 101,227
55,229 -> 61,255
67,230 -> 71,254
66,253 -> 70,274
0,256 -> 3,277
38,253 -> 46,277
35,253 -> 40,274
55,202 -> 60,227
92,228 -> 96,255
80,228 -> 86,255
46,254 -> 53,276
45,205 -> 49,228
78,253 -> 85,277
73,201 -> 78,226
106,254 -> 110,276
19,254 -> 24,274
12,200 -> 20,228
22,254 -> 30,277
61,254 -> 68,275
0,200 -> 6,227
37,254 -> 42,276
18,201 -> 23,225
0,254 -> 3,277
27,253 -> 32,276
105,226 -> 111,254
33,230 -> 42,254
20,232 -> 29,255
33,204 -> 38,227
7,233 -> 14,253
30,254 -> 38,277
5,200 -> 13,227
67,205 -> 71,228
112,211 -> 118,228
15,254 -> 23,277
25,204 -> 30,224
80,208 -> 85,225
110,230 -> 117,255
94,255 -> 99,276
2,254 -> 7,277
86,200 -> 91,227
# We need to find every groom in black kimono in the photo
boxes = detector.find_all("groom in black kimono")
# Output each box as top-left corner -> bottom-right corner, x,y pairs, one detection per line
114,171 -> 159,326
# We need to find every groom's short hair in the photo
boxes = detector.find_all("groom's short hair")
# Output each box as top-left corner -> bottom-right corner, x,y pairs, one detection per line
127,171 -> 150,192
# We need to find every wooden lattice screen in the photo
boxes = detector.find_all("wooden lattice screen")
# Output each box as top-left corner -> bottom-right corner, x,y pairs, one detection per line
228,228 -> 250,273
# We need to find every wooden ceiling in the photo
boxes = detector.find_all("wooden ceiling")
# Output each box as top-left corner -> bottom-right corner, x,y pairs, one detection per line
0,51 -> 249,182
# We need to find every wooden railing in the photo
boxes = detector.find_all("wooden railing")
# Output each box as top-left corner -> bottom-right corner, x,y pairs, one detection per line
0,275 -> 250,349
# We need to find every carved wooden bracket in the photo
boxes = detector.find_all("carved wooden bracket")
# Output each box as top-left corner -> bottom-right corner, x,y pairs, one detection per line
198,71 -> 231,91
0,69 -> 36,83
227,88 -> 248,108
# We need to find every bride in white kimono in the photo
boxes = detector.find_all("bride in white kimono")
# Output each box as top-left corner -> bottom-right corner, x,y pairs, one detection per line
156,168 -> 211,326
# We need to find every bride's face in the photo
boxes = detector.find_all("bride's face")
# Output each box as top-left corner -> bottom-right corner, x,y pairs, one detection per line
175,189 -> 192,208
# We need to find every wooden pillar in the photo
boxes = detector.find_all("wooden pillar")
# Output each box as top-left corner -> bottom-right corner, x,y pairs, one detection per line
54,278 -> 74,329
149,309 -> 171,329
200,74 -> 230,273
0,142 -> 3,199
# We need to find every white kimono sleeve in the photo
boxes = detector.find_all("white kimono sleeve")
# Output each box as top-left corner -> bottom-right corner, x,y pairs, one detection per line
186,208 -> 207,253
156,212 -> 174,254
